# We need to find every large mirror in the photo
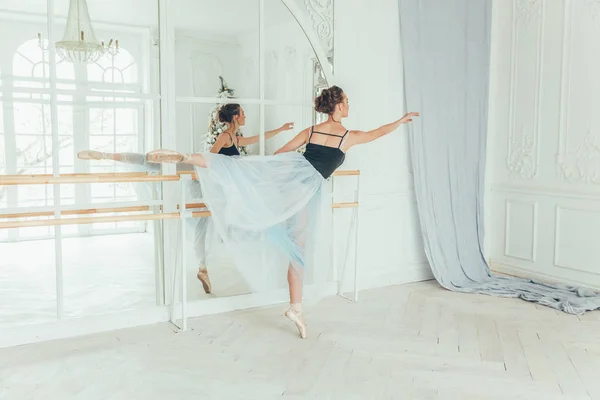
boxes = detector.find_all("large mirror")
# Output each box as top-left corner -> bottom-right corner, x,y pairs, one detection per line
171,0 -> 332,300
0,0 -> 162,325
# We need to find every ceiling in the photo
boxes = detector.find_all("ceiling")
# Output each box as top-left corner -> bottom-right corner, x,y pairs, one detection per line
0,0 -> 297,35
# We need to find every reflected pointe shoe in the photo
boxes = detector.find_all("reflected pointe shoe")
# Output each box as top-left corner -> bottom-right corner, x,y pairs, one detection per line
284,307 -> 307,339
77,150 -> 108,160
197,267 -> 212,294
146,150 -> 190,164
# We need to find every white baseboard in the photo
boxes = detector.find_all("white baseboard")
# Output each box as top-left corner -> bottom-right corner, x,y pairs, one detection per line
180,282 -> 339,319
351,262 -> 434,292
491,261 -> 600,291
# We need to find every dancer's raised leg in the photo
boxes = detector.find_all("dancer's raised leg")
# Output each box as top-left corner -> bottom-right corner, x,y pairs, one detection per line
146,150 -> 206,168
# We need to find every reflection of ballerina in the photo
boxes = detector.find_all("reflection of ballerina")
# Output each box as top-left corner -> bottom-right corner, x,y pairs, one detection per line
209,104 -> 293,154
77,103 -> 292,294
145,86 -> 419,339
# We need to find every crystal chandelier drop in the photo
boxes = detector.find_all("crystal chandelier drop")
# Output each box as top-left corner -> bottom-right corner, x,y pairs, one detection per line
55,0 -> 118,64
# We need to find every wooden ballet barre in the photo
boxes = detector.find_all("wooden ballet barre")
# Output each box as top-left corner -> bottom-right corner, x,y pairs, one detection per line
191,210 -> 211,218
0,212 -> 181,229
0,203 -> 207,220
178,170 -> 199,181
183,203 -> 207,209
0,205 -> 152,219
332,202 -> 359,209
0,172 -> 181,186
332,170 -> 360,176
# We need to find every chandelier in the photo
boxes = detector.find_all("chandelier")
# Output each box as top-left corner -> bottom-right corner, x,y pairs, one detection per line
55,0 -> 118,64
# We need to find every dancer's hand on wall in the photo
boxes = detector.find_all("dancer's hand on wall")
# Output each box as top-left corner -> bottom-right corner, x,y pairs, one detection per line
400,112 -> 419,124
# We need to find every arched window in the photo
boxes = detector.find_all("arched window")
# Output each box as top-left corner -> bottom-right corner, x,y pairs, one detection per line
87,48 -> 138,84
13,38 -> 74,84
6,39 -> 144,234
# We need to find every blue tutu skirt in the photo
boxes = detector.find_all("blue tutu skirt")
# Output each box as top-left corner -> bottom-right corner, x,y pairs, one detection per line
196,151 -> 329,295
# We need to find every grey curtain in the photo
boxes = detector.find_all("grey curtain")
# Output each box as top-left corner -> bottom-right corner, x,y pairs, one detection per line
398,0 -> 600,314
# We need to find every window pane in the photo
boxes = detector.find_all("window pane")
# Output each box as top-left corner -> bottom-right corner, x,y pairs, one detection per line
115,108 -> 138,134
88,48 -> 138,84
89,108 -> 115,136
90,182 -> 115,200
15,135 -> 50,170
89,135 -> 115,154
14,102 -> 51,134
57,105 -> 74,136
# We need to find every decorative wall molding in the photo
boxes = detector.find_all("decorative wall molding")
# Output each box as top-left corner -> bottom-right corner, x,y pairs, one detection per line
491,260 -> 600,291
556,1 -> 600,185
491,182 -> 600,201
557,131 -> 600,184
554,205 -> 600,275
506,0 -> 544,180
585,0 -> 600,25
303,0 -> 334,57
507,126 -> 536,179
488,0 -> 600,289
504,200 -> 538,262
515,0 -> 542,28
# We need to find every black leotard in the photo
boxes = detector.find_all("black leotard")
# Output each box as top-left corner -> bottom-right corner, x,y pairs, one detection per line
302,127 -> 347,179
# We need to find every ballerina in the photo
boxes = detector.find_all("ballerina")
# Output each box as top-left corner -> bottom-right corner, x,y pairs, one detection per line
145,86 -> 419,338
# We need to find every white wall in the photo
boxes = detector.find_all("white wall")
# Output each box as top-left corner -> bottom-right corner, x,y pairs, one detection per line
173,33 -> 243,153
236,16 -> 314,154
486,0 -> 600,290
333,0 -> 431,290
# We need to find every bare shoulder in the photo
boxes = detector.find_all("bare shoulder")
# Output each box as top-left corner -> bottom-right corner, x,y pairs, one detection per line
347,129 -> 365,135
343,130 -> 369,150
298,126 -> 311,135
344,129 -> 366,143
294,127 -> 312,140
217,132 -> 233,143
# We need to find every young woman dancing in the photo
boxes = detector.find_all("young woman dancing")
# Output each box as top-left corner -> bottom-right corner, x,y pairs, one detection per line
145,86 -> 418,338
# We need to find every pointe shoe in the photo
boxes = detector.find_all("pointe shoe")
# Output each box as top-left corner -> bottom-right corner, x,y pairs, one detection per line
284,307 -> 307,339
197,267 -> 212,294
78,150 -> 107,160
146,150 -> 190,164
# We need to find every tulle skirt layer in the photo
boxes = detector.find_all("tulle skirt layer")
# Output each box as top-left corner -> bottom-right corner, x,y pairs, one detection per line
197,151 -> 329,294
111,152 -> 215,266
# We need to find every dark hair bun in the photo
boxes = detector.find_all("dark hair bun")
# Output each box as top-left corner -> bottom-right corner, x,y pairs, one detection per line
218,103 -> 241,123
315,86 -> 344,114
